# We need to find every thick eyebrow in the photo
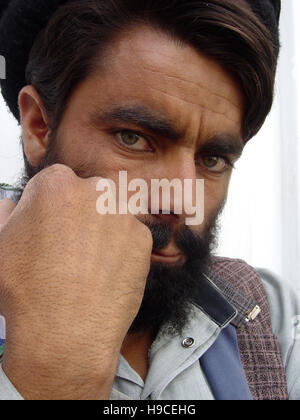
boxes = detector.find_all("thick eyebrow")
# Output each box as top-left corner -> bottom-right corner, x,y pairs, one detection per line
198,134 -> 244,158
90,105 -> 244,157
90,105 -> 183,141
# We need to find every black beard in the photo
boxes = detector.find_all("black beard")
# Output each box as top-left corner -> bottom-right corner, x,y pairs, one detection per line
128,217 -> 220,337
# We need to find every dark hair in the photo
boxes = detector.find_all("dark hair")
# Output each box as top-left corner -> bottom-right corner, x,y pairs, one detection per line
24,0 -> 278,179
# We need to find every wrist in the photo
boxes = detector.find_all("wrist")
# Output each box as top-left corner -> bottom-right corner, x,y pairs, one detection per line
2,352 -> 117,400
2,336 -> 119,400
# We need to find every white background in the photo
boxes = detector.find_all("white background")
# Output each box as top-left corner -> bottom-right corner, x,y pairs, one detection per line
0,0 -> 299,288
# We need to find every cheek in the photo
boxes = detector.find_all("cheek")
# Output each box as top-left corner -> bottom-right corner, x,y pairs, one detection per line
188,184 -> 226,239
53,124 -> 128,179
203,177 -> 230,222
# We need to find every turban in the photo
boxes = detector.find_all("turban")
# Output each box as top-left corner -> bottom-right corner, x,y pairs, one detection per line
0,0 -> 281,121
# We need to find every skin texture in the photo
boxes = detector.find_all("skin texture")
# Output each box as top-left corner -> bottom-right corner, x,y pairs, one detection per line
0,26 -> 244,398
0,199 -> 16,227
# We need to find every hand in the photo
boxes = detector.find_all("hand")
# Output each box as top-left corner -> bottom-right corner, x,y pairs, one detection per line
0,198 -> 16,230
0,164 -> 153,400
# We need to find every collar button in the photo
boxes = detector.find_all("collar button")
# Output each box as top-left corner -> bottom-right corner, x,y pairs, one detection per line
182,337 -> 195,348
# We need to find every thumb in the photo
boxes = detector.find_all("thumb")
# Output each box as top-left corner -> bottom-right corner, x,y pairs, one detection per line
0,199 -> 17,229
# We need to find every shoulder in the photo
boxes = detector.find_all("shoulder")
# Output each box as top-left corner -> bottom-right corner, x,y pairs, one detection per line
210,258 -> 299,330
209,256 -> 272,320
210,256 -> 300,400
256,268 -> 300,400
255,268 -> 300,341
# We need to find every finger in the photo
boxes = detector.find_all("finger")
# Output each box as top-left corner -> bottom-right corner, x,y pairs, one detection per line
0,199 -> 17,227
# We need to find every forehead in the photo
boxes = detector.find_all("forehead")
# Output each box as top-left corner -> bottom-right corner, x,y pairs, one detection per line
68,25 -> 244,142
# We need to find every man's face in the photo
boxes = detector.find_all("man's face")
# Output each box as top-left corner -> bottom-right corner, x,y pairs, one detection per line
33,26 -> 244,334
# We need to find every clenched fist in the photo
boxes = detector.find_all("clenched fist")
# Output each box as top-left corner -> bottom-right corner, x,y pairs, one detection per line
0,164 -> 153,400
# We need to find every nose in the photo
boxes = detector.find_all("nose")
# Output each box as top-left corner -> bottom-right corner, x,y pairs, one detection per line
148,149 -> 199,224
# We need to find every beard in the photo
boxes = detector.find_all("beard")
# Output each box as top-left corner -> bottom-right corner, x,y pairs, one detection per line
128,213 -> 220,337
22,135 -> 223,338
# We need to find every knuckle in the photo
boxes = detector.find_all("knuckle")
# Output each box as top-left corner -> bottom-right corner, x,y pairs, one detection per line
136,222 -> 153,248
119,216 -> 153,249
44,164 -> 76,183
29,164 -> 77,196
23,165 -> 80,213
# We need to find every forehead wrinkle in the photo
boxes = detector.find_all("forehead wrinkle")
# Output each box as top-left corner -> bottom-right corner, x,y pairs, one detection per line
87,27 -> 243,146
99,28 -> 243,124
148,85 -> 242,125
108,29 -> 243,112
141,63 -> 242,112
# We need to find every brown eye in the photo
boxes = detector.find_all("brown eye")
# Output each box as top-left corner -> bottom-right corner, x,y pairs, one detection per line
203,156 -> 219,167
200,156 -> 230,172
117,131 -> 151,151
121,132 -> 140,146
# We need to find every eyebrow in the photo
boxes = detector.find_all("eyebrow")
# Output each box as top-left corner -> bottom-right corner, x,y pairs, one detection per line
91,104 -> 244,157
198,134 -> 244,158
90,105 -> 183,141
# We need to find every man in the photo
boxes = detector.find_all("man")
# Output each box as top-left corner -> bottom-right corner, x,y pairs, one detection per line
0,0 -> 299,400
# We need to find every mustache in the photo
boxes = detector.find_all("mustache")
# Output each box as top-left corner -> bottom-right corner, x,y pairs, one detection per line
141,219 -> 212,261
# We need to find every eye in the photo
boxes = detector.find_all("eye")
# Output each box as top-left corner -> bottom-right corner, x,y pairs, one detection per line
199,156 -> 233,173
117,131 -> 152,151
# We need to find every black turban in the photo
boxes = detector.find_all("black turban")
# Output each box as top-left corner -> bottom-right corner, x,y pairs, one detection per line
0,0 -> 281,121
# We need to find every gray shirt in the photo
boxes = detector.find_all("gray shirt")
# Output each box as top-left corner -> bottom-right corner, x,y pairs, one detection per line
0,269 -> 299,400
